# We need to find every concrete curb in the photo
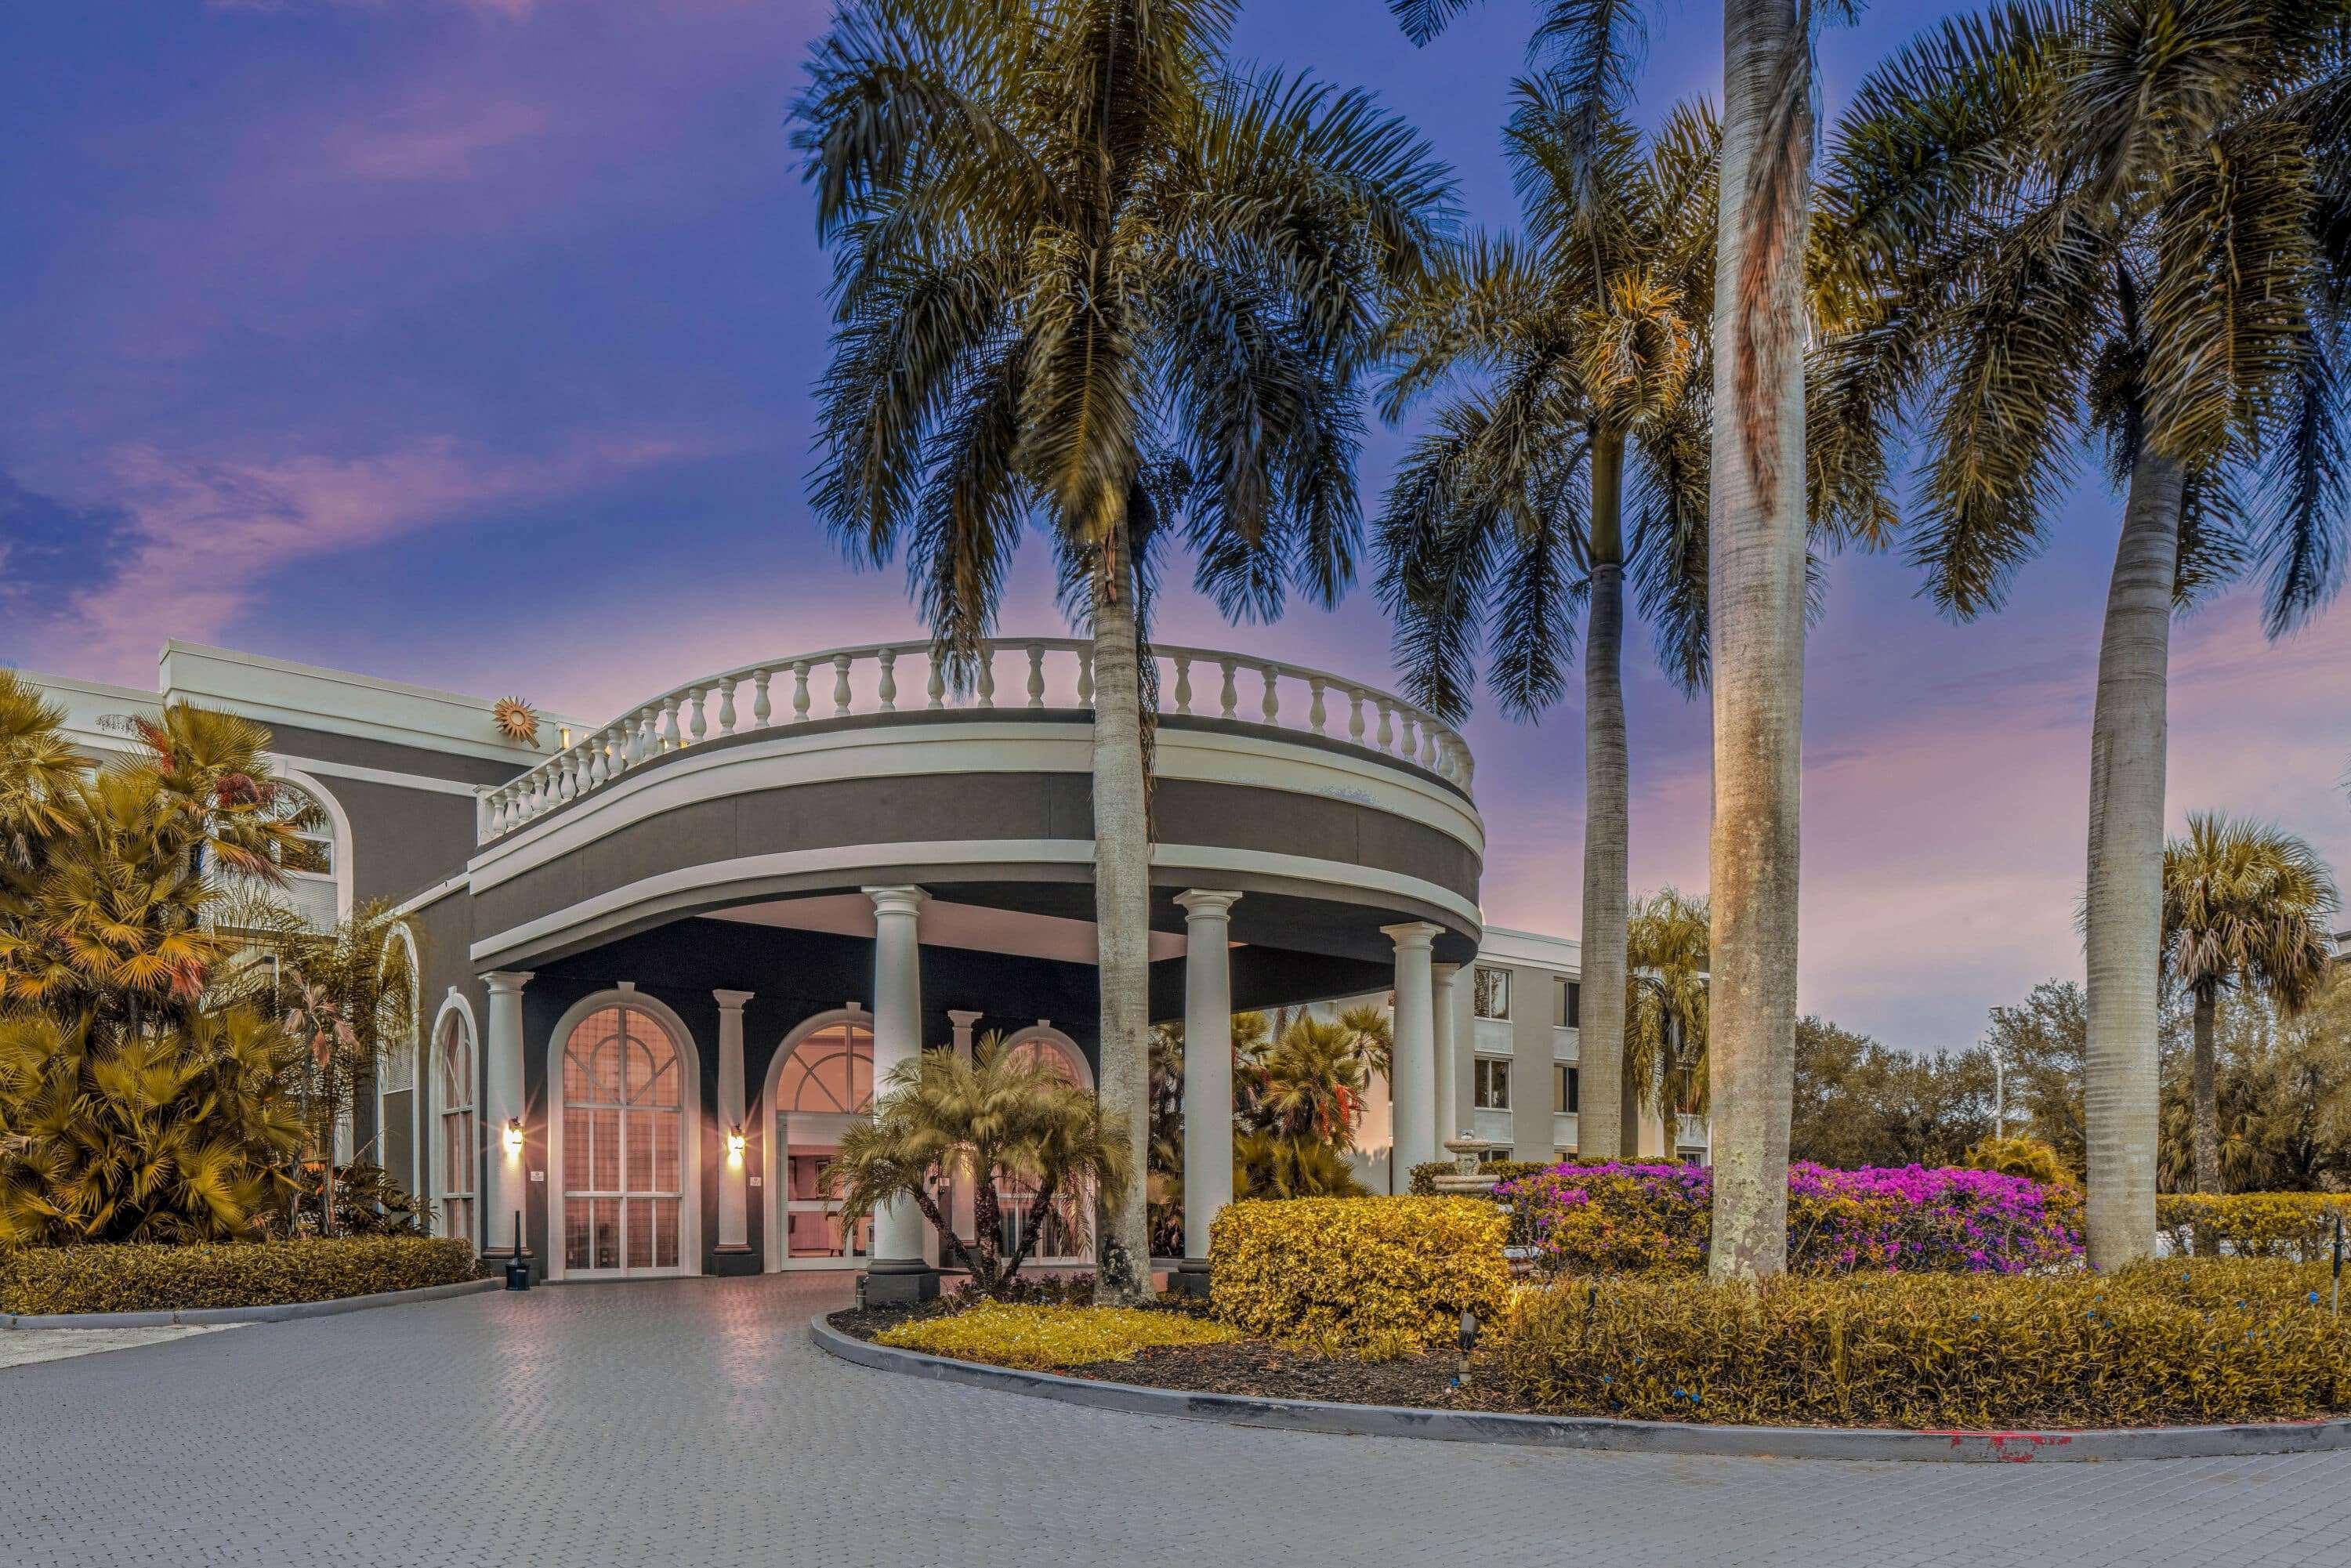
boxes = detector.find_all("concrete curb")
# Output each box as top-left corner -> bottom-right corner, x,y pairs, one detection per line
810,1314 -> 2351,1463
5,1276 -> 499,1330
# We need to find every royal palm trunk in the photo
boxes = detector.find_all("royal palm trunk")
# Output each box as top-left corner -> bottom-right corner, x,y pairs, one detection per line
1705,0 -> 1809,1282
1579,430 -> 1631,1161
2082,447 -> 2182,1269
1091,525 -> 1155,1302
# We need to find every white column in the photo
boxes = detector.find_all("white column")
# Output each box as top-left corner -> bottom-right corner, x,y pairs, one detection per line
483,970 -> 534,1259
1176,891 -> 1241,1287
1432,961 -> 1461,1142
713,990 -> 753,1252
864,885 -> 933,1298
1382,924 -> 1443,1177
947,1009 -> 983,1250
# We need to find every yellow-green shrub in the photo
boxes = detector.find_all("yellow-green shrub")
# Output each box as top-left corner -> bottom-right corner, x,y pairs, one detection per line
1489,1259 -> 2351,1428
0,1237 -> 481,1315
1209,1196 -> 1509,1353
874,1303 -> 1238,1369
2157,1193 -> 2351,1259
1405,1159 -> 1556,1196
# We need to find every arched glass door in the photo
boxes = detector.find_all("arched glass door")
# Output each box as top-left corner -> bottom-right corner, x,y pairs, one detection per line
776,1019 -> 874,1263
437,1014 -> 476,1246
560,1005 -> 685,1276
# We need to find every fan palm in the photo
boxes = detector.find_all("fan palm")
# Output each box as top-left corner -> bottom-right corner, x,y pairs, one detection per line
1254,1015 -> 1374,1147
1386,0 -> 1831,1280
825,1034 -> 1131,1298
2161,813 -> 2339,1193
1623,885 -> 1711,1131
0,1006 -> 305,1245
794,0 -> 1451,1299
1232,1128 -> 1369,1200
1378,89 -> 1714,1165
0,670 -> 82,873
1820,0 -> 2351,1265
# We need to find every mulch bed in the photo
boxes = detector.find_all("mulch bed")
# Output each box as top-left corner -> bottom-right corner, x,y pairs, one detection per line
826,1305 -> 1535,1414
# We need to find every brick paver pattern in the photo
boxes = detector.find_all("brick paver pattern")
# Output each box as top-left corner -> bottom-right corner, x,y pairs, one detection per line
5,1273 -> 2349,1568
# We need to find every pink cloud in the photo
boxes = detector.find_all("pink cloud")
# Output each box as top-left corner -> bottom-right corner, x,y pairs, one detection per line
42,433 -> 715,682
330,100 -> 549,180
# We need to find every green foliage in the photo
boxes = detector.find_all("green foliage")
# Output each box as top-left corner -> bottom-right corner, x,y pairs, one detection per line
0,1236 -> 480,1316
1489,1261 -> 2351,1428
1209,1197 -> 1510,1354
2156,1193 -> 2351,1262
1791,1015 -> 1994,1170
1232,1132 -> 1367,1201
1963,1135 -> 2075,1190
0,1007 -> 305,1246
824,1034 -> 1128,1298
2163,815 -> 2340,1012
874,1302 -> 1239,1370
1625,887 -> 1709,1117
288,1161 -> 431,1238
2157,979 -> 2351,1193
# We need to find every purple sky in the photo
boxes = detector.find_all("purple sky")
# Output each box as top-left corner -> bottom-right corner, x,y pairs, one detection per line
4,0 -> 2346,1053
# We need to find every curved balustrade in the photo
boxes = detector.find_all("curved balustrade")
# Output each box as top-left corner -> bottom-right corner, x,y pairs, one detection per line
476,639 -> 1473,842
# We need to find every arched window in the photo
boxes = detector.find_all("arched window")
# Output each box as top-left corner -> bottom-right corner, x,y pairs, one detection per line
991,1025 -> 1092,1264
775,1019 -> 873,1114
560,1005 -> 686,1274
437,1012 -> 475,1244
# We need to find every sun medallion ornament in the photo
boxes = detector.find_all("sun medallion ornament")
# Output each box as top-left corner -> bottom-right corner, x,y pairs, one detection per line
492,697 -> 541,748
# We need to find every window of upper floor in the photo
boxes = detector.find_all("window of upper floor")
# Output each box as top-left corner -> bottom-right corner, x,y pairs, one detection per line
1555,1063 -> 1579,1114
1473,1056 -> 1511,1110
1554,977 -> 1580,1029
1473,965 -> 1510,1020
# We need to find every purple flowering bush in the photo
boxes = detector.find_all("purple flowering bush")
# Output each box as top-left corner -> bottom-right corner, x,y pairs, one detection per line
1498,1161 -> 2083,1277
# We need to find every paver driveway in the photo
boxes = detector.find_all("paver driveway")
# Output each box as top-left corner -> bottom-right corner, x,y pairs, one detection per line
5,1273 -> 2349,1568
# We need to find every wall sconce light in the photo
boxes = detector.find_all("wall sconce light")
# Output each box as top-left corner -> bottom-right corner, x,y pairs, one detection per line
726,1124 -> 747,1166
502,1117 -> 525,1158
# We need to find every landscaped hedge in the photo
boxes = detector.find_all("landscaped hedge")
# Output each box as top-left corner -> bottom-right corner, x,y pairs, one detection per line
1209,1197 -> 1509,1355
875,1303 -> 1239,1369
2157,1193 -> 2351,1260
1488,1260 -> 2351,1428
1498,1161 -> 2084,1276
0,1237 -> 481,1316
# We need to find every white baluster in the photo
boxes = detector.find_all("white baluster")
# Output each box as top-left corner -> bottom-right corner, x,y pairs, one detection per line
1026,645 -> 1045,708
926,657 -> 945,711
877,648 -> 897,712
1421,724 -> 1439,769
1309,679 -> 1328,734
1348,687 -> 1366,743
1376,698 -> 1394,752
687,687 -> 709,747
660,697 -> 682,752
1077,650 -> 1094,707
976,651 -> 996,708
1400,709 -> 1419,761
1458,745 -> 1476,791
587,737 -> 608,790
792,662 -> 812,722
1218,659 -> 1238,719
717,676 -> 738,736
559,757 -> 578,803
831,654 -> 853,718
638,708 -> 659,761
752,669 -> 773,729
1173,654 -> 1193,714
1260,664 -> 1280,725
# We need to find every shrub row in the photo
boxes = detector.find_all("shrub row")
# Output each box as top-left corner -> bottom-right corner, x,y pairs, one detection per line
0,1237 -> 482,1316
1406,1159 -> 1561,1196
1209,1197 -> 1510,1354
2157,1193 -> 2351,1260
1487,1259 -> 2351,1428
1498,1161 -> 2083,1276
875,1303 -> 1237,1369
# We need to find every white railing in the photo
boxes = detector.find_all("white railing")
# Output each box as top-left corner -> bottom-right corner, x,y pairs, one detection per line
476,638 -> 1473,841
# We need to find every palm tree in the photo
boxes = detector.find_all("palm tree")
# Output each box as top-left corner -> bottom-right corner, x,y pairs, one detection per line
0,671 -> 82,874
1819,0 -> 2349,1266
795,0 -> 1451,1299
1623,885 -> 1710,1135
825,1034 -> 1130,1298
1377,89 -> 1715,1165
1254,1015 -> 1375,1147
0,1006 -> 305,1245
1386,0 -> 1826,1281
2161,814 -> 2339,1194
